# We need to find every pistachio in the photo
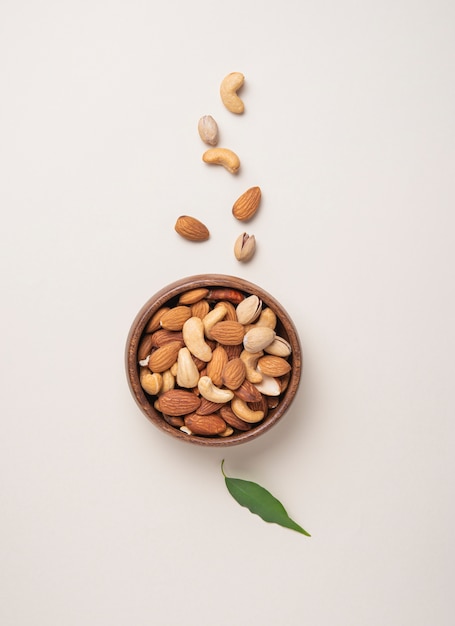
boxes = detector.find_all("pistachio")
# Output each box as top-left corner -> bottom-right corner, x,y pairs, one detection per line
236,294 -> 262,325
234,232 -> 256,262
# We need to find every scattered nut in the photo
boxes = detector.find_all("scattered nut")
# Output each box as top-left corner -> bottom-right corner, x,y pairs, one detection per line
234,232 -> 256,262
202,148 -> 240,174
198,115 -> 219,146
175,215 -> 210,242
220,72 -> 245,114
232,186 -> 261,221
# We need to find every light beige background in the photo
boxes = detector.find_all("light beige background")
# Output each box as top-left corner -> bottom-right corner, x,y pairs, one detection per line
1,1 -> 454,624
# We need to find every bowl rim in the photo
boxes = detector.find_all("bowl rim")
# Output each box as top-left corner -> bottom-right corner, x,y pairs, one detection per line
125,274 -> 302,447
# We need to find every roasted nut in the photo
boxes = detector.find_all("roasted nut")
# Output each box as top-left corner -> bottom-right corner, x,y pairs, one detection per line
176,347 -> 201,388
234,232 -> 256,262
175,215 -> 210,241
243,326 -> 276,352
182,316 -> 213,362
148,340 -> 182,373
160,306 -> 192,331
198,376 -> 234,403
232,186 -> 261,221
198,115 -> 219,146
184,413 -> 227,436
209,320 -> 245,345
178,288 -> 209,305
231,397 -> 264,424
236,295 -> 262,325
220,71 -> 245,114
257,355 -> 292,377
206,345 -> 228,387
158,389 -> 202,416
221,358 -> 246,390
202,148 -> 240,174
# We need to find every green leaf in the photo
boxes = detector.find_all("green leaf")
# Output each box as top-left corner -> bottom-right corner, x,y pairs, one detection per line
221,460 -> 311,536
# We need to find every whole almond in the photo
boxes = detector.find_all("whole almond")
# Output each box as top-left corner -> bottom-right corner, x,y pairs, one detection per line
209,320 -> 245,345
148,340 -> 182,373
234,379 -> 263,403
158,390 -> 202,416
175,215 -> 210,242
206,345 -> 228,387
160,306 -> 192,331
222,358 -> 246,390
144,307 -> 170,333
184,413 -> 227,436
232,186 -> 261,221
257,355 -> 292,377
191,299 -> 210,319
178,288 -> 209,305
196,398 -> 226,416
150,329 -> 184,348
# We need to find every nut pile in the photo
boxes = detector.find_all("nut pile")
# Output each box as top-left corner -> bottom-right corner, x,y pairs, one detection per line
174,71 -> 260,263
137,286 -> 293,439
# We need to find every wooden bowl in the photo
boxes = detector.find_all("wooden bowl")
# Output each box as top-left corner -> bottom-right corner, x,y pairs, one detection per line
125,274 -> 302,446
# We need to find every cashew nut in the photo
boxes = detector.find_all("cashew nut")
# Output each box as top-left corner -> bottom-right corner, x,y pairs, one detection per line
182,316 -> 212,362
140,368 -> 162,395
197,376 -> 234,403
220,72 -> 245,114
240,349 -> 263,384
202,304 -> 227,339
176,347 -> 200,388
202,148 -> 240,174
231,397 -> 264,424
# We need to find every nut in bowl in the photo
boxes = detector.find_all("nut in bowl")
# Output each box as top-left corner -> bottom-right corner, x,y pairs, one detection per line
125,275 -> 302,446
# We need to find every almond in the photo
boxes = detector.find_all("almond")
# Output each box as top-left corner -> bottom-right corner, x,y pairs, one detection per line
150,329 -> 184,348
191,299 -> 210,319
221,358 -> 246,390
175,215 -> 210,241
257,355 -> 292,377
234,379 -> 263,403
144,307 -> 170,333
232,186 -> 261,221
206,345 -> 228,387
209,320 -> 245,345
178,288 -> 209,304
196,398 -> 226,416
160,306 -> 192,331
184,412 -> 227,436
158,390 -> 202,416
148,340 -> 182,373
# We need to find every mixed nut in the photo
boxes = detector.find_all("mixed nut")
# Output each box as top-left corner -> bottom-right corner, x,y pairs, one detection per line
137,286 -> 293,439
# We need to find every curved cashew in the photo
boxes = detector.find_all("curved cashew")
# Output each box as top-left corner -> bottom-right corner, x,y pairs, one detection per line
182,316 -> 212,362
220,72 -> 245,114
140,369 -> 162,395
197,376 -> 234,403
240,349 -> 263,384
202,148 -> 240,174
231,397 -> 264,424
176,347 -> 200,388
202,304 -> 227,339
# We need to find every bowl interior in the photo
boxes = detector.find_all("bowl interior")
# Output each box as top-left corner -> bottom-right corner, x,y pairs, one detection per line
125,274 -> 302,446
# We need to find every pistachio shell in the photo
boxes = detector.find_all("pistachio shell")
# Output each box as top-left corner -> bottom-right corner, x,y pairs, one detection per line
236,294 -> 262,325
